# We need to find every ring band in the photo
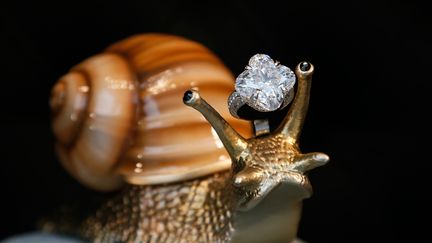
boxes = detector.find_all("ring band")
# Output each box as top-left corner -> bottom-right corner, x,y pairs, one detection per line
228,89 -> 294,118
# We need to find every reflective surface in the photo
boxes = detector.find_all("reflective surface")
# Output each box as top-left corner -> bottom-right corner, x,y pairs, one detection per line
183,62 -> 329,242
184,62 -> 329,211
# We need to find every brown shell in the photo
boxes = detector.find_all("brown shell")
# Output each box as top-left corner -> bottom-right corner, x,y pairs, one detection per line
50,34 -> 252,191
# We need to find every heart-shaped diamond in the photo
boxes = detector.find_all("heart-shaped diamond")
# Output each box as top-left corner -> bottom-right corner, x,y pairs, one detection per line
235,54 -> 296,112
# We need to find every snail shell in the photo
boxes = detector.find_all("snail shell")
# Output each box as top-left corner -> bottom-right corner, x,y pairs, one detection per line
50,34 -> 252,191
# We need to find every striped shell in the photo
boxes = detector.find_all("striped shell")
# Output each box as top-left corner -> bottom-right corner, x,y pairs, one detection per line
50,34 -> 252,191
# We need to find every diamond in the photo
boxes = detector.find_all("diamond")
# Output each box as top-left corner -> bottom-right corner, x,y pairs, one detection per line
235,54 -> 296,112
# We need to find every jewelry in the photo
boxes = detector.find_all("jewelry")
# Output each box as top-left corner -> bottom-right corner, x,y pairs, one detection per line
228,54 -> 296,118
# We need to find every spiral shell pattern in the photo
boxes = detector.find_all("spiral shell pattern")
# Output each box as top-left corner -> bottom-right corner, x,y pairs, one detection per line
51,34 -> 251,191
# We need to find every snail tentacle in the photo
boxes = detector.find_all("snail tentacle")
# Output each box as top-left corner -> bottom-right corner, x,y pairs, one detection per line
232,166 -> 263,188
183,90 -> 248,162
292,152 -> 330,173
276,62 -> 314,145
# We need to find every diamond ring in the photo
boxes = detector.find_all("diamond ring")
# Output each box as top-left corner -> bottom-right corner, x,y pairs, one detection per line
228,54 -> 296,119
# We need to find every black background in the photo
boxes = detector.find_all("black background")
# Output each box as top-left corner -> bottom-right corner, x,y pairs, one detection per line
0,0 -> 430,242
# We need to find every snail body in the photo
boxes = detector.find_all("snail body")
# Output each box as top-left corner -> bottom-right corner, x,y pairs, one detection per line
50,34 -> 327,242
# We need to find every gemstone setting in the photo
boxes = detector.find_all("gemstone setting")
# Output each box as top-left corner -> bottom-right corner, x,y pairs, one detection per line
235,54 -> 296,112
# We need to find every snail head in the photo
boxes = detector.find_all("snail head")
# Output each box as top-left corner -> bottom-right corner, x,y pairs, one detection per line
183,62 -> 329,210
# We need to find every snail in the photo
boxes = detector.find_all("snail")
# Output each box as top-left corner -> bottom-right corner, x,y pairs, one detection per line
49,33 -> 328,242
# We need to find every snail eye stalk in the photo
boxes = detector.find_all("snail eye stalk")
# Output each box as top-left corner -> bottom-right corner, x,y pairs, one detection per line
183,89 -> 248,162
